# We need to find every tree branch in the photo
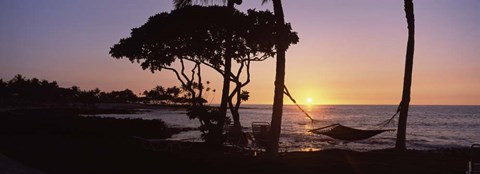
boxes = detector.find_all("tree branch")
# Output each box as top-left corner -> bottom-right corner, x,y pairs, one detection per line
197,63 -> 203,100
241,59 -> 251,88
179,59 -> 191,85
161,66 -> 187,88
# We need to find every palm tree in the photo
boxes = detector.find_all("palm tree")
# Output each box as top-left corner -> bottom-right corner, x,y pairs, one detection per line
396,0 -> 415,151
261,0 -> 287,158
173,0 -> 242,131
174,0 -> 241,9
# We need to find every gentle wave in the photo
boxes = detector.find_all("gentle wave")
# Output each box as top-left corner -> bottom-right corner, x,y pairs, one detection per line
93,105 -> 480,151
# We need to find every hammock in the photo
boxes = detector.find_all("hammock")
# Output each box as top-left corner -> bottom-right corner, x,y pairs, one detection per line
308,124 -> 395,141
283,85 -> 399,141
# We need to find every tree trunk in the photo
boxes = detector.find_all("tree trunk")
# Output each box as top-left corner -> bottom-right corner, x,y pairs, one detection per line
228,84 -> 241,129
396,0 -> 415,151
267,0 -> 286,158
218,0 -> 235,131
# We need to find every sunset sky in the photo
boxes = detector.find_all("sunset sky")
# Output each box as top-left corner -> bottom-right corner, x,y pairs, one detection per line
1,0 -> 479,105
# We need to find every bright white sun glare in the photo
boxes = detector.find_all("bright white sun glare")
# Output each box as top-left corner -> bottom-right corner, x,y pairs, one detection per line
307,98 -> 313,104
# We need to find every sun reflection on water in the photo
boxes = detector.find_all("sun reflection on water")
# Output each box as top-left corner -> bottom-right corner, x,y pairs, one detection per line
299,147 -> 321,152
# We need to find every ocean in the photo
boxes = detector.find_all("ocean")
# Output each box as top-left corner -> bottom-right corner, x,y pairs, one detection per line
94,105 -> 480,151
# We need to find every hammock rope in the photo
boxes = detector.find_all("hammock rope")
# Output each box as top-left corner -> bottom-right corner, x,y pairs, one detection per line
376,101 -> 402,128
283,85 -> 316,122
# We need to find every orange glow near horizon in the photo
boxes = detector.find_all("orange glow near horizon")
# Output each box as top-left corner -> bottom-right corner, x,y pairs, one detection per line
0,1 -> 479,105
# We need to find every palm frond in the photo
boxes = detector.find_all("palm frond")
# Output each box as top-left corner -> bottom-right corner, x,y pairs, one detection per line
173,0 -> 228,9
173,0 -> 192,9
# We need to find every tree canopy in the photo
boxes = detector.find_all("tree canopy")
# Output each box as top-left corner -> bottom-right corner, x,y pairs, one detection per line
110,6 -> 298,76
110,6 -> 299,144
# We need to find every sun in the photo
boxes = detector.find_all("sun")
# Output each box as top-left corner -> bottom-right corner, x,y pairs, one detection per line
306,97 -> 313,104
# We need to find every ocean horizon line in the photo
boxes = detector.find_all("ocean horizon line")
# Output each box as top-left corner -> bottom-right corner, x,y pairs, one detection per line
206,103 -> 480,107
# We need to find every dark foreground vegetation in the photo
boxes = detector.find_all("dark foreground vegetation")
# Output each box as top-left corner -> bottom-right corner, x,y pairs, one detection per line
0,108 -> 470,174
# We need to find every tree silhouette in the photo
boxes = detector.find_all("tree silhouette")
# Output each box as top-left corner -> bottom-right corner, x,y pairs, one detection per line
1,74 -> 65,106
142,85 -> 192,105
396,0 -> 415,151
173,0 -> 243,133
261,0 -> 292,158
99,89 -> 137,103
0,79 -> 6,104
110,7 -> 226,106
110,6 -> 297,143
226,9 -> 298,130
0,74 -> 143,107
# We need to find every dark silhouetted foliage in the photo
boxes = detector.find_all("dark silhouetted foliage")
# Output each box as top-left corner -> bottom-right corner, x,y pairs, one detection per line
0,74 -> 194,107
0,108 -> 173,139
186,106 -> 231,145
110,6 -> 298,144
141,85 -> 207,105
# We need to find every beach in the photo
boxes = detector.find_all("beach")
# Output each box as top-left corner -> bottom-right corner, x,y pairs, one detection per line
0,108 -> 472,174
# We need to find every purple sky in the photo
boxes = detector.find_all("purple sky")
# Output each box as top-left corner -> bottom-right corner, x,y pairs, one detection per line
1,0 -> 479,105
